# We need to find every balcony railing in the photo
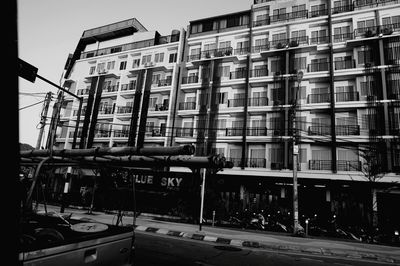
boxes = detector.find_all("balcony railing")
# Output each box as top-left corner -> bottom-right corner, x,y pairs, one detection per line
227,157 -> 242,167
309,160 -> 361,171
354,0 -> 399,9
187,54 -> 201,61
226,127 -> 243,136
179,101 -> 196,110
234,47 -> 250,55
307,93 -> 330,103
253,18 -> 270,27
98,106 -> 114,115
175,127 -> 194,137
230,69 -> 247,79
182,75 -> 199,84
252,44 -> 270,53
145,126 -> 166,137
310,35 -> 329,44
333,33 -> 353,43
335,91 -> 359,102
248,158 -> 266,168
308,61 -> 329,72
270,10 -> 308,23
331,4 -> 354,14
308,125 -> 331,135
250,67 -> 268,77
149,104 -> 168,111
154,79 -> 172,87
334,59 -> 355,70
113,129 -> 129,138
247,127 -> 268,136
76,88 -> 90,95
309,8 -> 328,17
116,106 -> 132,114
102,85 -> 118,93
336,125 -> 360,135
201,47 -> 233,59
121,83 -> 135,91
249,97 -> 268,106
94,130 -> 111,138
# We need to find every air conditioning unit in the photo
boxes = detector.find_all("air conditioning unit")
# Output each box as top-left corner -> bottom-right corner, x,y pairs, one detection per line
276,42 -> 284,49
364,29 -> 375,37
382,27 -> 393,35
289,40 -> 299,47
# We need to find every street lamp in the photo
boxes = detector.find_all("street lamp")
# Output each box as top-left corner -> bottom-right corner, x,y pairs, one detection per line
292,70 -> 303,236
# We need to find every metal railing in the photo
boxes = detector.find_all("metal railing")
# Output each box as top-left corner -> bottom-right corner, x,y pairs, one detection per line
253,18 -> 270,27
234,47 -> 250,55
201,47 -> 233,59
252,44 -> 270,53
308,125 -> 331,135
227,97 -> 268,107
178,101 -> 196,110
309,8 -> 328,17
102,85 -> 118,93
98,106 -> 114,115
270,10 -> 308,23
76,88 -> 90,95
113,129 -> 129,138
308,61 -> 329,72
116,106 -> 133,114
249,97 -> 268,106
230,69 -> 247,79
307,93 -> 330,103
121,83 -> 135,91
309,160 -> 361,171
333,33 -> 353,42
175,127 -> 194,137
336,125 -> 360,135
334,59 -> 355,70
153,79 -> 172,87
310,35 -> 329,44
250,67 -> 268,77
335,91 -> 359,102
182,75 -> 199,84
331,4 -> 354,14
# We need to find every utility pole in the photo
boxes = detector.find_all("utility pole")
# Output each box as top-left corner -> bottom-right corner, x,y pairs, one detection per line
292,71 -> 303,236
36,92 -> 52,149
45,90 -> 63,153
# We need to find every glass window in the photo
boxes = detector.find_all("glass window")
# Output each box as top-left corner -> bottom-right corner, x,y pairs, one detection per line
119,61 -> 127,70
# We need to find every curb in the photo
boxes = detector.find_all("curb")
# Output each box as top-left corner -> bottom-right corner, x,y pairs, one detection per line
134,225 -> 400,264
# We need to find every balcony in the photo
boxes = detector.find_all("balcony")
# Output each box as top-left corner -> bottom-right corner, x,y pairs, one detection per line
307,93 -> 330,104
309,8 -> 328,18
226,127 -> 243,136
333,33 -> 353,43
116,106 -> 133,114
331,4 -> 354,14
271,162 -> 283,170
145,126 -> 166,137
121,83 -> 135,91
102,85 -> 118,93
94,129 -> 111,138
182,75 -> 199,84
98,106 -> 114,115
248,158 -> 266,168
336,125 -> 360,135
308,125 -> 331,135
334,59 -> 355,70
227,97 -> 268,107
227,157 -> 242,167
175,127 -> 194,137
335,91 -> 359,102
246,127 -> 268,136
114,129 -> 129,138
270,10 -> 308,23
310,35 -> 329,44
309,160 -> 361,171
152,79 -> 172,87
252,44 -> 270,53
178,101 -> 196,110
76,88 -> 90,95
354,0 -> 399,9
234,47 -> 250,56
73,109 -> 86,116
253,18 -> 270,27
230,69 -> 247,80
149,104 -> 168,112
200,47 -> 233,60
307,61 -> 329,72
250,67 -> 268,77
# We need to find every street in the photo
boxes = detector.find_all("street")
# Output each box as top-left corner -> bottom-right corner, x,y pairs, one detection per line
134,231 -> 393,266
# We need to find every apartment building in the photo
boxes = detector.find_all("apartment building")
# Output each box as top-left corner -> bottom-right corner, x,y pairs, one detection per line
55,1 -> 400,230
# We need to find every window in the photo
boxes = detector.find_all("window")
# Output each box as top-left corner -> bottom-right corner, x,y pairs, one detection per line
132,59 -> 140,68
119,61 -> 127,70
269,148 -> 283,163
97,63 -> 105,72
357,19 -> 375,33
106,61 -> 115,70
292,57 -> 307,70
361,113 -> 377,130
215,92 -> 227,104
149,98 -> 157,108
169,53 -> 177,63
142,55 -> 151,65
271,60 -> 282,73
299,148 -> 307,164
110,47 -> 122,53
333,26 -> 351,42
219,19 -> 227,29
291,30 -> 306,42
358,49 -> 374,65
191,23 -> 202,34
273,8 -> 287,20
311,29 -> 327,44
151,74 -> 161,85
154,53 -> 164,63
216,66 -> 230,77
360,80 -> 375,96
312,149 -> 331,160
89,66 -> 96,75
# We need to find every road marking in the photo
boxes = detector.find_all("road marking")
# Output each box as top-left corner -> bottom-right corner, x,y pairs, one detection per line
135,225 -> 148,231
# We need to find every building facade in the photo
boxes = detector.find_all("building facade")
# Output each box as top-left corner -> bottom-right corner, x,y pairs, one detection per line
55,0 -> 400,232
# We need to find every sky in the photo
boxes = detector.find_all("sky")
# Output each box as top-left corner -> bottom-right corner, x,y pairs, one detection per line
17,0 -> 252,147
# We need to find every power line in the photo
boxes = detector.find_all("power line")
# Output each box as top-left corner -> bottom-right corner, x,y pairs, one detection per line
19,100 -> 46,111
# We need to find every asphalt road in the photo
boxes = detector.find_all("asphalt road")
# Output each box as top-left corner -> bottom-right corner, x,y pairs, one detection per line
133,231 -> 393,266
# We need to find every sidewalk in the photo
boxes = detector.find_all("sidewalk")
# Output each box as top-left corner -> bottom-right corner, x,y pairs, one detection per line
37,205 -> 400,265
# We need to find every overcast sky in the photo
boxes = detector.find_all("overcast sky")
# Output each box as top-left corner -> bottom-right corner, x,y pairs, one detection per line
18,0 -> 251,147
